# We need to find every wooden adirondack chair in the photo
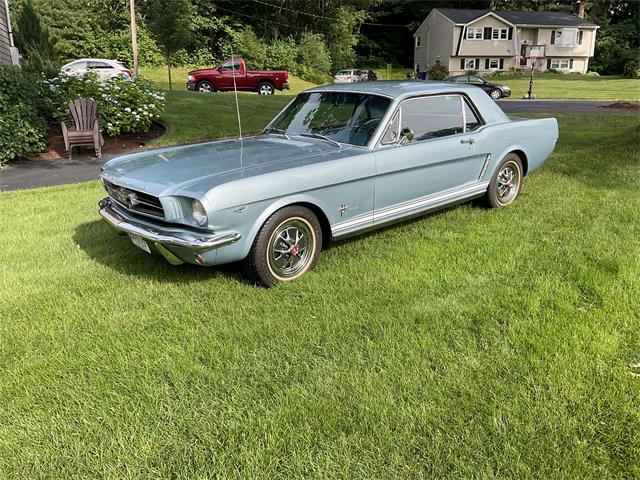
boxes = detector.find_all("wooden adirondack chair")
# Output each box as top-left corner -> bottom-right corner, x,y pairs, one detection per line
60,98 -> 105,158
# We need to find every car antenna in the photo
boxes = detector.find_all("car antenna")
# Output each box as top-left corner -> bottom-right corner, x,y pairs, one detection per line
230,46 -> 243,169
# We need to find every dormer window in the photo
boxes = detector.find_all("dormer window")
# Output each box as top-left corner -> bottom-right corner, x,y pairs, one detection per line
466,28 -> 483,40
492,28 -> 509,40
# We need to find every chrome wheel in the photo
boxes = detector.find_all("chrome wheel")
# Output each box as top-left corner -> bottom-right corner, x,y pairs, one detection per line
496,161 -> 520,205
198,82 -> 213,93
490,89 -> 502,100
267,217 -> 315,280
259,83 -> 274,95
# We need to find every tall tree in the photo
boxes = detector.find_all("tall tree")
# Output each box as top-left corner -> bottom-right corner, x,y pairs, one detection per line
13,0 -> 57,77
145,0 -> 193,89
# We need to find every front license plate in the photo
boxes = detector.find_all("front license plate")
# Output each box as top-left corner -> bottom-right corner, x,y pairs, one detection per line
129,233 -> 151,253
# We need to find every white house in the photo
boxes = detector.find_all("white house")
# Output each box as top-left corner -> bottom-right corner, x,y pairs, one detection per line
413,3 -> 598,75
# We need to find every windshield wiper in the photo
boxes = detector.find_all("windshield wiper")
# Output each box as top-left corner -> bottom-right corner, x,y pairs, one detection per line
261,127 -> 290,140
297,133 -> 341,147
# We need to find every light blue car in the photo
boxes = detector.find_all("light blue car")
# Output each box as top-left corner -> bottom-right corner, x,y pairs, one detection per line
98,81 -> 558,286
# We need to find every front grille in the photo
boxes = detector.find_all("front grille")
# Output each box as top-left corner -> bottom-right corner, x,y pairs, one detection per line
104,180 -> 165,219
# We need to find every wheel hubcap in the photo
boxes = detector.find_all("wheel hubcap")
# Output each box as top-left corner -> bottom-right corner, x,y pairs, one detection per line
199,84 -> 211,92
268,219 -> 313,278
260,85 -> 272,95
496,162 -> 519,203
491,90 -> 500,99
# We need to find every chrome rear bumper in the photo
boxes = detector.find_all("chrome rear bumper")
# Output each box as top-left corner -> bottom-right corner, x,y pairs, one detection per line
98,198 -> 241,262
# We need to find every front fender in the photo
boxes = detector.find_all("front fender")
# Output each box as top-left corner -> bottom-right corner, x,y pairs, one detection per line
239,194 -> 333,259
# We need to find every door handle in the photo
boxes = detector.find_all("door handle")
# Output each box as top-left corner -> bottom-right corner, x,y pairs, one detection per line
460,138 -> 475,144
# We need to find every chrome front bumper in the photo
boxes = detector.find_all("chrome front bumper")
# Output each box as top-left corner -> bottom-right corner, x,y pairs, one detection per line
98,198 -> 241,264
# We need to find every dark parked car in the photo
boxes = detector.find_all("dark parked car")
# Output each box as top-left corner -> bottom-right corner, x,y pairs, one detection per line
445,75 -> 511,100
357,69 -> 377,82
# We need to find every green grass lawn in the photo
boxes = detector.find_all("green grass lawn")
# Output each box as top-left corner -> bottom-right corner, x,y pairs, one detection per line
490,72 -> 640,100
152,92 -> 290,146
1,115 -> 639,478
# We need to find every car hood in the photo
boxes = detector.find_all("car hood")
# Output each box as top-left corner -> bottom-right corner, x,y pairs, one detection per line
101,136 -> 360,198
187,68 -> 215,75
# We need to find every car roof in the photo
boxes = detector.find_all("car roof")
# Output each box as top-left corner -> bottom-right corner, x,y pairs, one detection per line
307,80 -> 486,100
65,58 -> 120,64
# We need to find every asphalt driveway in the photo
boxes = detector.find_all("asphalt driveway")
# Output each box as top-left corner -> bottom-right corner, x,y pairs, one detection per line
1,100 -> 637,192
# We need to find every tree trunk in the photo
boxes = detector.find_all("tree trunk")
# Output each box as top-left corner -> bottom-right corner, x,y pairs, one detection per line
167,54 -> 172,91
129,0 -> 139,76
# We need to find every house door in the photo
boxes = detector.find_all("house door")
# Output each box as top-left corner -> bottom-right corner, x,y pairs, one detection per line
520,45 -> 528,66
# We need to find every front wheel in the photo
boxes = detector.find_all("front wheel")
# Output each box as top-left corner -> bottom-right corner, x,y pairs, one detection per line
244,206 -> 322,287
258,81 -> 275,95
197,80 -> 214,93
490,88 -> 502,100
484,153 -> 523,208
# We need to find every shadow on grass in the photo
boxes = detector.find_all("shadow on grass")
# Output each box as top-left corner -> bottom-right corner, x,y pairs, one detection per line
74,220 -> 249,284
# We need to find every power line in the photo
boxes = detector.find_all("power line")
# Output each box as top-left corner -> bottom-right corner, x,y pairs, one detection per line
250,0 -> 411,27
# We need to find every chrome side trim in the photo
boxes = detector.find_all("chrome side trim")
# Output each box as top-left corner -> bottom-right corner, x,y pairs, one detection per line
332,182 -> 489,239
374,182 -> 489,223
479,154 -> 491,181
98,198 -> 241,251
332,212 -> 375,236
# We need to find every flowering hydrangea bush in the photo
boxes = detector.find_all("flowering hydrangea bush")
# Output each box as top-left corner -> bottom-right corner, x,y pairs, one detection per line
44,73 -> 165,136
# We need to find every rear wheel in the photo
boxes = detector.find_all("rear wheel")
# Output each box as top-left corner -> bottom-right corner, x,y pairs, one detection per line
197,80 -> 214,93
244,206 -> 322,287
490,88 -> 502,100
258,81 -> 275,95
484,153 -> 523,208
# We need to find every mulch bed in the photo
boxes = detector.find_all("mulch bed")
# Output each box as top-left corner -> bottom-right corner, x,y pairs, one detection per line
27,122 -> 167,160
601,101 -> 640,111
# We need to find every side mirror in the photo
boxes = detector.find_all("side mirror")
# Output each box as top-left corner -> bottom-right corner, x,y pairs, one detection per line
399,127 -> 414,143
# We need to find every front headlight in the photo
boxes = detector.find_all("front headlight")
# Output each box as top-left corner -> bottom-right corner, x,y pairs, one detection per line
192,199 -> 208,226
187,74 -> 195,82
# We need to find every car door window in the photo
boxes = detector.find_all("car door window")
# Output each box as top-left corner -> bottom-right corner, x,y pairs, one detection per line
220,61 -> 240,71
380,110 -> 400,145
67,61 -> 87,71
401,95 -> 464,142
468,76 -> 484,85
87,61 -> 111,69
463,100 -> 482,132
455,76 -> 469,83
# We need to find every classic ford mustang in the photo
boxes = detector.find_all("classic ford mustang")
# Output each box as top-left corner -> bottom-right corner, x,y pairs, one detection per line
98,81 -> 558,286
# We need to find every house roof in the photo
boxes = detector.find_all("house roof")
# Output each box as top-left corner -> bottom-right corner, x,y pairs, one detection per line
434,8 -> 598,27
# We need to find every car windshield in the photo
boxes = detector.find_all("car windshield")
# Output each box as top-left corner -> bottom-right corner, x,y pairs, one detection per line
269,92 -> 391,147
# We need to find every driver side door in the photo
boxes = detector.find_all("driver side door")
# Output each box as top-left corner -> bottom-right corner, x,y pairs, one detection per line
373,94 -> 489,224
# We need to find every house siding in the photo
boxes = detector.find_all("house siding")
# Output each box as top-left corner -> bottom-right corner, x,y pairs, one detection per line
456,16 -> 516,57
414,11 -> 454,72
415,8 -> 598,76
0,0 -> 13,66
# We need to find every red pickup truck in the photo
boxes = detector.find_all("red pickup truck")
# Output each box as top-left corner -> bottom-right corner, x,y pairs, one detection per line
187,58 -> 289,95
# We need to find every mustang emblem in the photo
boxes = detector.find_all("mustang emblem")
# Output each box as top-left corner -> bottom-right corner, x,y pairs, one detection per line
116,190 -> 138,207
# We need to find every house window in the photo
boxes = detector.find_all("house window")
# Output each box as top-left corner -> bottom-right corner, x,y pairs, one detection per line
464,58 -> 477,70
466,28 -> 483,40
492,28 -> 508,40
551,29 -> 578,47
550,58 -> 571,69
415,36 -> 421,47
489,58 -> 500,69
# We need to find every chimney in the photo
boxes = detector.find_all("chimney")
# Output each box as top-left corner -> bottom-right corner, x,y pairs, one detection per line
575,1 -> 585,18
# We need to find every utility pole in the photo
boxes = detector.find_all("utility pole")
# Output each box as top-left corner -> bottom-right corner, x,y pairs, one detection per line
129,0 -> 139,76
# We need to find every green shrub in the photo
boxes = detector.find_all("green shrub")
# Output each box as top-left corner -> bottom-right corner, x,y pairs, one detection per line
45,73 -> 165,136
622,57 -> 640,79
0,66 -> 50,164
427,63 -> 448,81
585,71 -> 600,77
